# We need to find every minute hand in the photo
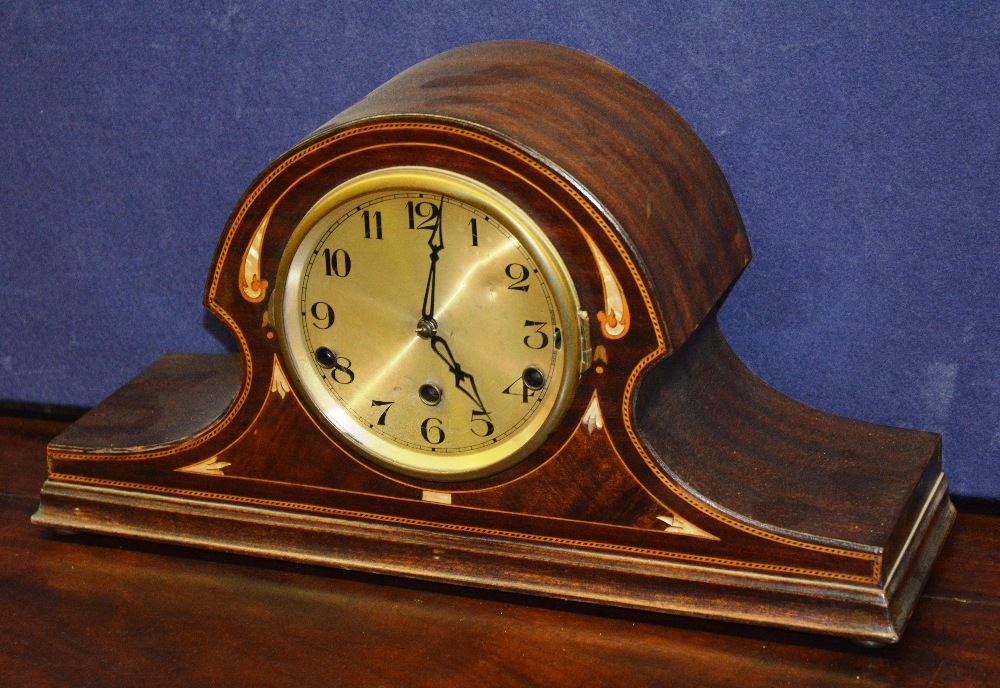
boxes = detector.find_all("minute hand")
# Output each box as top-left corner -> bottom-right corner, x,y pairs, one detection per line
430,334 -> 489,415
420,196 -> 447,321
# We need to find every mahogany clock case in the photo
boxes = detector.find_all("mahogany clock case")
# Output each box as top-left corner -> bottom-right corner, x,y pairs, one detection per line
32,41 -> 953,643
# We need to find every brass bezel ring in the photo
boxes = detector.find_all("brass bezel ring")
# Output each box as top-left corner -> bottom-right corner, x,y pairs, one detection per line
274,166 -> 584,481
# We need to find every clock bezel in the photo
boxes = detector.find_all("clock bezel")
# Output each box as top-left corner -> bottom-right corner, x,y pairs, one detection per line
273,165 -> 586,482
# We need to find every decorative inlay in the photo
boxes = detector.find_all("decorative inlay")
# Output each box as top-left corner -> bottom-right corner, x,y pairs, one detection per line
47,472 -> 878,583
593,345 -> 608,375
422,491 -> 453,505
270,356 -> 290,398
581,231 -> 629,339
239,207 -> 271,303
657,514 -> 718,541
176,456 -> 231,476
51,121 -> 865,561
582,393 -> 604,435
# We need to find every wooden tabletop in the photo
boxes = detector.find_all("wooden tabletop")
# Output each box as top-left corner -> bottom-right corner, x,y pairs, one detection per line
2,415 -> 997,687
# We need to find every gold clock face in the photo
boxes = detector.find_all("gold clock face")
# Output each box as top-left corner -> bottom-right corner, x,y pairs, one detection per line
275,167 -> 584,481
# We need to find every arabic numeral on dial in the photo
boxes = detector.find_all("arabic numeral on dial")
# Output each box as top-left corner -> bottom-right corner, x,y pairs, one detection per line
502,377 -> 537,404
310,302 -> 335,329
315,347 -> 355,384
505,263 -> 530,291
323,248 -> 351,277
471,410 -> 494,437
469,218 -> 478,247
523,320 -> 550,349
421,417 -> 445,444
371,400 -> 393,425
407,201 -> 440,229
330,355 -> 355,384
362,210 -> 383,240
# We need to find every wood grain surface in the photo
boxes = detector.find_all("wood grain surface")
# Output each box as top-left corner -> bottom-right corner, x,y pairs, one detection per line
3,415 -> 997,687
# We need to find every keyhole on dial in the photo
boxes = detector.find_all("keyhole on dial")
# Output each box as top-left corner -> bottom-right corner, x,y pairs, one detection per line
419,383 -> 443,405
315,347 -> 337,368
522,367 -> 546,390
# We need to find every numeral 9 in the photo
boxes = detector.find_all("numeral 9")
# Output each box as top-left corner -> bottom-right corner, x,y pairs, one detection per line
310,302 -> 335,329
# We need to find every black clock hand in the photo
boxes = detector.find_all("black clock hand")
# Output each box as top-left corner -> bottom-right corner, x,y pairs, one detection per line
420,196 -> 447,322
416,197 -> 486,413
430,334 -> 490,415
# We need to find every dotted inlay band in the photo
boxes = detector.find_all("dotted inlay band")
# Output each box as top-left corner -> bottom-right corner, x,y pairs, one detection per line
50,472 -> 877,583
54,119 -> 879,579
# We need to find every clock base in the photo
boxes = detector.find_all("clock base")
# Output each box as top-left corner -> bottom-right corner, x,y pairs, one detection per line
33,345 -> 954,643
33,460 -> 952,643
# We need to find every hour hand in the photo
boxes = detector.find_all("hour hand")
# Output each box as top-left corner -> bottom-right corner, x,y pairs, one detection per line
420,255 -> 438,323
430,335 -> 489,415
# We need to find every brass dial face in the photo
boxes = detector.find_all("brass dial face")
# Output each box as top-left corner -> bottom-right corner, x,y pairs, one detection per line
276,167 -> 584,481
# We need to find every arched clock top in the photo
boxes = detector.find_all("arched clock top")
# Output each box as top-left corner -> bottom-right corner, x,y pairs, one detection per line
314,40 -> 751,353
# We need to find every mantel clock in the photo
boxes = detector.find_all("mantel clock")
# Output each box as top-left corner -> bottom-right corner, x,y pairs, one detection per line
34,41 -> 954,643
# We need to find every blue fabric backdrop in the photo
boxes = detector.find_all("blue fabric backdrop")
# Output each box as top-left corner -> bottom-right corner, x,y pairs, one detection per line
2,2 -> 998,499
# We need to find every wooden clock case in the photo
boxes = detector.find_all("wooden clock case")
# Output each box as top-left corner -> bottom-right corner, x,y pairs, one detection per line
33,41 -> 954,643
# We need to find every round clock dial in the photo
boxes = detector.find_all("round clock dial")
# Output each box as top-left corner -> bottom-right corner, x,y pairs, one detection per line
275,167 -> 584,481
